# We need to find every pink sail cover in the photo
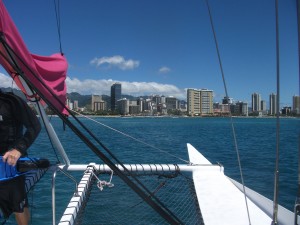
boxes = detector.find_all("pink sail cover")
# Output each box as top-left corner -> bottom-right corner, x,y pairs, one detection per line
0,0 -> 68,114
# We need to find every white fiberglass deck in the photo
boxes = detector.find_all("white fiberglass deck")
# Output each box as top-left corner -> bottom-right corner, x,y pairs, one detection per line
187,143 -> 273,225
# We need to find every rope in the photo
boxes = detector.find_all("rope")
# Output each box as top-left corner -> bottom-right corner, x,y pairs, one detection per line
69,109 -> 190,164
204,0 -> 251,224
53,0 -> 63,55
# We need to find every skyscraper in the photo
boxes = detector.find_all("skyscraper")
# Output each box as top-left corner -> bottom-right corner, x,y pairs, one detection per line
261,100 -> 266,112
111,83 -> 121,111
187,88 -> 213,116
251,92 -> 261,112
200,89 -> 213,114
91,95 -> 105,112
293,95 -> 300,114
187,89 -> 201,116
269,93 -> 277,115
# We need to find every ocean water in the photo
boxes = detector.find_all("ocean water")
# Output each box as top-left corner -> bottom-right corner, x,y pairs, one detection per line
5,116 -> 300,224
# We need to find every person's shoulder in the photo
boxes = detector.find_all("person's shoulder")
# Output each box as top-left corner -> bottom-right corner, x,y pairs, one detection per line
3,92 -> 25,101
0,92 -> 27,113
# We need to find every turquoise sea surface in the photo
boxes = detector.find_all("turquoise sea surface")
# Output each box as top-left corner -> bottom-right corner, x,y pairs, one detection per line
5,116 -> 300,224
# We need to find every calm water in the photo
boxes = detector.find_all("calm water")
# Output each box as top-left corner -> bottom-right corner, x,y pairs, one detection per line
5,116 -> 300,224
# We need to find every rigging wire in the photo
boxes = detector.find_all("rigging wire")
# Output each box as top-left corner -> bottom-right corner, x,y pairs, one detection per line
53,0 -> 63,55
298,0 -> 300,98
296,2 -> 300,223
204,0 -> 251,224
296,0 -> 300,199
272,0 -> 280,224
69,109 -> 190,164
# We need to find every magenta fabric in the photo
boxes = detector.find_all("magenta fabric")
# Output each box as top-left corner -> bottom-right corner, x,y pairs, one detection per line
0,0 -> 68,114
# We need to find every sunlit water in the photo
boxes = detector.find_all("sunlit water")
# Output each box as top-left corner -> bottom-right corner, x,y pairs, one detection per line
5,116 -> 300,224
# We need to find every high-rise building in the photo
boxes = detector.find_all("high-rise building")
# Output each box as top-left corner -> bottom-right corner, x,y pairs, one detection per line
187,89 -> 201,116
187,88 -> 213,116
152,95 -> 161,104
117,98 -> 129,115
73,100 -> 79,111
200,89 -> 213,114
91,95 -> 106,111
293,95 -> 300,114
269,93 -> 277,115
111,83 -> 121,111
233,101 -> 248,116
261,100 -> 267,112
222,96 -> 233,104
165,96 -> 178,110
252,92 -> 261,112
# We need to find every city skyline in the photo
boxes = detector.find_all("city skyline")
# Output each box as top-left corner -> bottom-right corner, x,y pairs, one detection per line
67,90 -> 298,116
68,87 -> 297,112
0,1 -> 298,106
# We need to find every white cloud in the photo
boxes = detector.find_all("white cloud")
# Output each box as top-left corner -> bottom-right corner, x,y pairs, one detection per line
0,73 -> 16,88
0,73 -> 186,99
158,66 -> 171,74
66,77 -> 186,99
90,55 -> 140,70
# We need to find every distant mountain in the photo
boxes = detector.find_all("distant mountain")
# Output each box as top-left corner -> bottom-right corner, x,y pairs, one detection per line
67,92 -> 92,108
1,88 -> 158,109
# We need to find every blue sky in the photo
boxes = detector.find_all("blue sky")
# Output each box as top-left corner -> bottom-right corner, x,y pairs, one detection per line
0,0 -> 299,106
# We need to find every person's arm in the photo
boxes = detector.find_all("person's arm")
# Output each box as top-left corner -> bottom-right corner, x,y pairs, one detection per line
13,97 -> 41,155
2,95 -> 41,166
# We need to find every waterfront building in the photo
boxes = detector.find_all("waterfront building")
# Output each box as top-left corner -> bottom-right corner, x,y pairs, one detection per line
111,83 -> 122,111
161,95 -> 166,104
187,88 -> 213,116
269,93 -> 277,115
261,100 -> 267,115
200,89 -> 213,114
234,101 -> 248,116
293,95 -> 300,114
91,95 -> 106,112
152,95 -> 161,105
74,100 -> 79,111
282,106 -> 292,115
261,100 -> 266,111
252,92 -> 261,112
222,96 -> 233,104
66,98 -> 73,110
137,98 -> 144,113
213,102 -> 230,115
187,89 -> 201,116
166,96 -> 178,110
117,98 -> 129,115
143,99 -> 152,111
129,100 -> 139,115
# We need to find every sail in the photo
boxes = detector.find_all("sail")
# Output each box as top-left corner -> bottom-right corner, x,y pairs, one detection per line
0,0 -> 68,114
